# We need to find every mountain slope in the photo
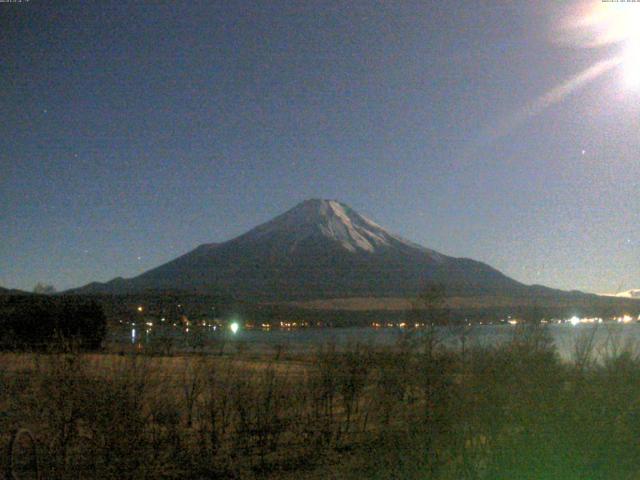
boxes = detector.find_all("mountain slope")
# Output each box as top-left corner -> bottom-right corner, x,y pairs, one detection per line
73,199 -> 546,300
0,286 -> 30,296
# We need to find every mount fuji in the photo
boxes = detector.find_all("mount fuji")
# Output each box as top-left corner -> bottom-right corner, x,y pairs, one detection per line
73,199 -> 560,300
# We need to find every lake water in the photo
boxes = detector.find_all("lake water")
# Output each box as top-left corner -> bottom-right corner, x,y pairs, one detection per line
112,323 -> 640,361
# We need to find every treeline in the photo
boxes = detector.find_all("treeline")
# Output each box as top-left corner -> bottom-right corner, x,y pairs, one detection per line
0,295 -> 106,350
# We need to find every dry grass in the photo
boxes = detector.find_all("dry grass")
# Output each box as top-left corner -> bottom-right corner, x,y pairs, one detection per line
4,326 -> 640,479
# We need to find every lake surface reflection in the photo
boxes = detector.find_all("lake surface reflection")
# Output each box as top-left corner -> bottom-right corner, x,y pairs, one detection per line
112,323 -> 640,361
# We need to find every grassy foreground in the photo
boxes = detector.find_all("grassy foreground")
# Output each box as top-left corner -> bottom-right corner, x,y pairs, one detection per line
2,325 -> 640,479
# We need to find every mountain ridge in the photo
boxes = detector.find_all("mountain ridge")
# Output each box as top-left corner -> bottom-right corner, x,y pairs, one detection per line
70,199 -> 611,303
0,286 -> 30,296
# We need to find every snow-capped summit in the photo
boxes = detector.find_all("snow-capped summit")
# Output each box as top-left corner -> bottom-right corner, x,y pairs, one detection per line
238,199 -> 442,258
251,199 -> 388,252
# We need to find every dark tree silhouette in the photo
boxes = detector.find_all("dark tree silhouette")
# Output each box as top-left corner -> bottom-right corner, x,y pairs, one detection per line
0,296 -> 107,350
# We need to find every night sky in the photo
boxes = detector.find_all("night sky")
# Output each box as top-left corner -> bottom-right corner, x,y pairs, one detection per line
2,1 -> 638,293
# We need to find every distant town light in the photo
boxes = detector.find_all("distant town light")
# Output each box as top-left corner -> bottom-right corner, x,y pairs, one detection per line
230,322 -> 240,334
569,316 -> 580,326
137,306 -> 143,312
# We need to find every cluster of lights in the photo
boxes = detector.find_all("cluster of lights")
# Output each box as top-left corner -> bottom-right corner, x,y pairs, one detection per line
278,321 -> 308,329
565,315 -> 639,326
363,316 -> 640,328
567,316 -> 601,326
617,315 -> 636,324
371,322 -> 427,329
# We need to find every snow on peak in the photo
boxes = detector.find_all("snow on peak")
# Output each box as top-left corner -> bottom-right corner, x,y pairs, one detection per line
318,200 -> 385,252
301,199 -> 422,254
241,198 -> 443,258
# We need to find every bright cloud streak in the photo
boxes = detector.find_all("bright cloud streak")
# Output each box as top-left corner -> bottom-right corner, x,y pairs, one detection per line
481,57 -> 621,144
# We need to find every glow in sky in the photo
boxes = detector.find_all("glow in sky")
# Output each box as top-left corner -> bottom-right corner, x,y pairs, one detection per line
622,41 -> 640,88
483,1 -> 640,143
560,0 -> 640,88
